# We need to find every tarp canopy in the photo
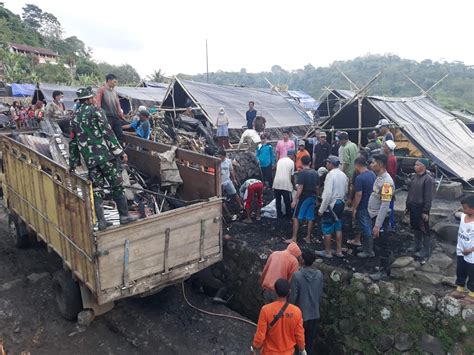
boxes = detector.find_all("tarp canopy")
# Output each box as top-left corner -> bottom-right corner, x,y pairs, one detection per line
115,86 -> 167,113
287,90 -> 319,110
318,89 -> 474,182
33,83 -> 79,110
161,79 -> 311,130
11,83 -> 35,97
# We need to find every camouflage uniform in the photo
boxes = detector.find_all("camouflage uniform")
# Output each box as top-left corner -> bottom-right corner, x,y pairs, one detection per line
69,103 -> 125,200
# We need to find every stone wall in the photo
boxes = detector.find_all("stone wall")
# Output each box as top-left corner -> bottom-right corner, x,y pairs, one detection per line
213,239 -> 474,354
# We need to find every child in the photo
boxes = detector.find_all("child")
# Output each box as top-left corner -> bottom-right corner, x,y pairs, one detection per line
451,195 -> 474,304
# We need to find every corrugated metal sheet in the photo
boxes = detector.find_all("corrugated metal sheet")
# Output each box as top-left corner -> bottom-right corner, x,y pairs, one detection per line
368,96 -> 474,182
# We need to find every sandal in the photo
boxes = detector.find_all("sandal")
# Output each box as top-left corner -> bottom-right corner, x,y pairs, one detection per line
346,239 -> 362,247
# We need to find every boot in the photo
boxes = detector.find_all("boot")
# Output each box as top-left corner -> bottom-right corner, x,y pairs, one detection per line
415,233 -> 431,258
114,195 -> 138,225
358,236 -> 375,258
94,198 -> 113,231
407,230 -> 422,252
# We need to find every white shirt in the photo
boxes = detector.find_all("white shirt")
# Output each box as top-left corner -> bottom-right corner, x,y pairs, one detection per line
238,129 -> 261,149
457,213 -> 474,263
319,168 -> 348,214
272,157 -> 295,192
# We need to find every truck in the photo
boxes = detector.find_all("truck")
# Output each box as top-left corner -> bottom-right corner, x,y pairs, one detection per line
0,133 -> 223,320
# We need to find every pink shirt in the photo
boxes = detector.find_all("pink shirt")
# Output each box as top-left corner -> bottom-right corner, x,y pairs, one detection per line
276,140 -> 295,159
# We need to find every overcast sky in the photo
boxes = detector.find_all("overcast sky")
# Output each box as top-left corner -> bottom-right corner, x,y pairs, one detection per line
5,0 -> 474,77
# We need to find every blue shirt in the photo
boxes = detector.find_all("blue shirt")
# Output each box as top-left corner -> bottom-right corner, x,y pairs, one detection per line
354,170 -> 376,210
256,143 -> 274,168
131,119 -> 151,140
246,109 -> 257,128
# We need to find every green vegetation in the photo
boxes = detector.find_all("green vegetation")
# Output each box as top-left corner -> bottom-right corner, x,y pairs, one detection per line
192,55 -> 474,111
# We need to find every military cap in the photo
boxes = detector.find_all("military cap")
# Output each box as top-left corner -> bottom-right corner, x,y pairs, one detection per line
76,86 -> 95,100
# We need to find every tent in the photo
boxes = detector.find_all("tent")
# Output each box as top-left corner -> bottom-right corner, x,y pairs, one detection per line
33,83 -> 79,110
286,90 -> 319,111
317,89 -> 474,183
11,83 -> 36,97
115,86 -> 167,114
161,78 -> 311,138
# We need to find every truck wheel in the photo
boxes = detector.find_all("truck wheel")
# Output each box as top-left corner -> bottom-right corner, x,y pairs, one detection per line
9,215 -> 30,249
52,269 -> 83,321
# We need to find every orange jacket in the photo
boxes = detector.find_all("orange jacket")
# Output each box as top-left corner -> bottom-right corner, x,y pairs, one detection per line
295,149 -> 310,170
260,250 -> 299,291
252,300 -> 305,354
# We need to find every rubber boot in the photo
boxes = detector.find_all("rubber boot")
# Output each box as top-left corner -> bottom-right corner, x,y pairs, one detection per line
407,230 -> 422,252
114,195 -> 138,225
94,198 -> 112,231
415,233 -> 431,258
358,236 -> 375,258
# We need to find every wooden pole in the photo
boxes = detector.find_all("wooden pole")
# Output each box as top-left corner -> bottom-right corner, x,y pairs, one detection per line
206,39 -> 209,83
358,95 -> 362,146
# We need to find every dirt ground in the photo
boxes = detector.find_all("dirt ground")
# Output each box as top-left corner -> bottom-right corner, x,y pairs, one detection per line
0,202 -> 254,355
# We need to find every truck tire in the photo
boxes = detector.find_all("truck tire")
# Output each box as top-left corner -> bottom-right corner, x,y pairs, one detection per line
9,215 -> 30,249
52,269 -> 83,321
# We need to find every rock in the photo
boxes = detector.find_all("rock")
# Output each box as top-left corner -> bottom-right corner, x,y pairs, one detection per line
400,288 -> 422,304
338,318 -> 354,334
391,256 -> 415,268
419,295 -> 437,311
428,253 -> 453,269
0,279 -> 22,291
351,280 -> 365,291
432,222 -> 462,245
380,307 -> 391,320
421,262 -> 441,273
391,266 -> 415,280
375,334 -> 394,353
342,335 -> 363,352
352,272 -> 372,284
330,270 -> 341,282
460,324 -> 468,334
412,261 -> 421,270
437,181 -> 463,199
449,342 -> 465,355
26,272 -> 50,283
379,281 -> 397,298
355,292 -> 367,303
77,309 -> 95,327
0,298 -> 13,319
437,296 -> 462,317
394,333 -> 414,352
461,305 -> 474,322
441,276 -> 456,287
367,283 -> 380,295
418,333 -> 444,355
414,271 -> 444,285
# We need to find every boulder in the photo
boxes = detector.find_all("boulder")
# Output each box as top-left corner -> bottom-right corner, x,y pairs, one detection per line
391,266 -> 415,280
418,333 -> 444,355
391,256 -> 415,268
436,181 -> 463,199
420,262 -> 441,273
419,294 -> 437,311
428,253 -> 453,269
394,333 -> 414,352
461,305 -> 474,323
375,334 -> 394,353
400,288 -> 422,305
441,276 -> 456,287
367,283 -> 380,295
379,281 -> 397,298
414,271 -> 444,285
437,296 -> 461,317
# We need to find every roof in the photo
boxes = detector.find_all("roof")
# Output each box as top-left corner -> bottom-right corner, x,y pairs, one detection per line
367,96 -> 474,182
9,43 -> 58,57
115,86 -> 167,104
286,90 -> 319,110
162,79 -> 311,129
142,81 -> 169,89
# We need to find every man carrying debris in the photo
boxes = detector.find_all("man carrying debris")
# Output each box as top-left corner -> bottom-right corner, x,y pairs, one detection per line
368,154 -> 395,281
69,87 -> 138,231
312,131 -> 331,170
96,74 -> 125,141
406,158 -> 434,258
237,127 -> 261,152
289,249 -> 323,355
239,178 -> 264,223
123,109 -> 151,140
316,155 -> 348,258
375,119 -> 394,144
246,101 -> 257,129
273,150 -> 295,219
260,242 -> 302,303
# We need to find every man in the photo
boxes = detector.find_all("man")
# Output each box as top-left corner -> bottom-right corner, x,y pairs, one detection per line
45,90 -> 66,121
276,130 -> 296,161
273,150 -> 295,219
246,101 -> 257,129
217,150 -> 243,210
351,157 -> 377,257
316,155 -> 348,258
182,106 -> 194,118
365,131 -> 381,157
287,156 -> 319,244
69,87 -> 138,231
96,74 -> 125,140
289,249 -> 323,355
252,279 -> 306,355
312,131 -> 331,170
339,131 -> 358,181
260,242 -> 302,303
239,178 -> 264,223
123,109 -> 151,140
331,131 -> 341,156
237,127 -> 261,152
256,134 -> 274,187
406,158 -> 434,258
375,119 -> 394,144
383,140 -> 397,181
295,141 -> 310,171
368,154 -> 395,281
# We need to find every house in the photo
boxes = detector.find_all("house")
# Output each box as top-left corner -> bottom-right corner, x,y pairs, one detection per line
9,43 -> 59,64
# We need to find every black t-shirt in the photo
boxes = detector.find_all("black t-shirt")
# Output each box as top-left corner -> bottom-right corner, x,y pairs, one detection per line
296,168 -> 319,200
313,142 -> 331,169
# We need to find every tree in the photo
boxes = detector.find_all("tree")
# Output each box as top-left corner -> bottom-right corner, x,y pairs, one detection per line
22,3 -> 62,45
146,69 -> 166,83
21,4 -> 42,30
75,58 -> 100,77
97,62 -> 141,85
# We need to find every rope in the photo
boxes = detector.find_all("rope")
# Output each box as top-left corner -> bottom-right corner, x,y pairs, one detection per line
180,282 -> 257,327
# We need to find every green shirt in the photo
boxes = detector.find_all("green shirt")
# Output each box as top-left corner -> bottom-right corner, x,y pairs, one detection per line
342,141 -> 358,180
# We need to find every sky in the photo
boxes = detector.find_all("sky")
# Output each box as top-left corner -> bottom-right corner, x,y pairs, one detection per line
5,0 -> 474,77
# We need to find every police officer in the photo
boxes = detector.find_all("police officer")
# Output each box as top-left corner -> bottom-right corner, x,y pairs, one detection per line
69,87 -> 137,230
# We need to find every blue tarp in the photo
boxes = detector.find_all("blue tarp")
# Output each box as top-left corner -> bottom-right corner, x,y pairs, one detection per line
11,83 -> 36,97
287,90 -> 319,110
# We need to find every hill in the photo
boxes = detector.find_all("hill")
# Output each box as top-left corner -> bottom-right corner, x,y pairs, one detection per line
191,55 -> 474,111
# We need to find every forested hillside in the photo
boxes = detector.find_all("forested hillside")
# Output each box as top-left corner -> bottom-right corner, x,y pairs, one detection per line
192,55 -> 474,111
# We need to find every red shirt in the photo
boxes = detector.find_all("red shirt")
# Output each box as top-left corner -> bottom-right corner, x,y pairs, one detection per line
387,155 -> 397,182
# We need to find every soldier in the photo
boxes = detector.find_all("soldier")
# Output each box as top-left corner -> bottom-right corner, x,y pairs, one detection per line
69,87 -> 138,230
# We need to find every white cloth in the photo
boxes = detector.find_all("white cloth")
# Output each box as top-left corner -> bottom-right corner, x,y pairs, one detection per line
272,157 -> 295,192
238,129 -> 261,149
456,213 -> 474,263
318,168 -> 348,214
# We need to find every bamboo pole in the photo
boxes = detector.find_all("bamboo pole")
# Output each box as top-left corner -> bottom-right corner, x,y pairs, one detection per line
358,95 -> 362,146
